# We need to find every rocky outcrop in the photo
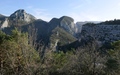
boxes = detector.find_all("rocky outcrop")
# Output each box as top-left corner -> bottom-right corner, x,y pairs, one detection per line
8,9 -> 36,26
0,18 -> 9,28
9,9 -> 36,23
49,16 -> 76,35
0,9 -> 37,28
0,14 -> 8,29
75,21 -> 101,33
81,24 -> 120,43
59,16 -> 76,35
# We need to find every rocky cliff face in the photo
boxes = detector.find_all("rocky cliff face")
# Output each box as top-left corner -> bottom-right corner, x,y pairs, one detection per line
81,24 -> 120,43
0,14 -> 8,29
47,16 -> 77,51
49,16 -> 76,35
0,9 -> 36,28
8,9 -> 36,26
9,9 -> 36,22
75,21 -> 101,33
59,16 -> 76,35
0,18 -> 9,28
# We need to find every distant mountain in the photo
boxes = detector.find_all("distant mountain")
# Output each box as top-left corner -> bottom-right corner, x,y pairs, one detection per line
59,16 -> 76,35
48,16 -> 76,35
0,9 -> 36,28
1,9 -> 120,52
1,10 -> 77,51
10,9 -> 36,22
9,9 -> 36,26
0,14 -> 7,20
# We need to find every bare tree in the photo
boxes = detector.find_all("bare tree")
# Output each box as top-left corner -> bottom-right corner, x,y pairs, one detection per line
61,40 -> 106,75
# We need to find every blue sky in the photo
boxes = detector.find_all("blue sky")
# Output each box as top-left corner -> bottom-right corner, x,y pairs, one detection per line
1,0 -> 120,22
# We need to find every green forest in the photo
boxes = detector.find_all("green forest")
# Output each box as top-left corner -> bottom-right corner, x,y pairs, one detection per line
0,28 -> 120,75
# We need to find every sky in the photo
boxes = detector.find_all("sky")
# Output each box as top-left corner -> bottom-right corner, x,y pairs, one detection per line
1,0 -> 120,22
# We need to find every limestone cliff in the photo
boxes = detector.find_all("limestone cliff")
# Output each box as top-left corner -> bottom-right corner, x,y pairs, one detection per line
59,16 -> 76,35
81,24 -> 120,43
0,18 -> 9,28
9,9 -> 36,26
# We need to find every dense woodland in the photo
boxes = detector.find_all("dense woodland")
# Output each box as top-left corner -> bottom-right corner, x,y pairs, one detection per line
0,28 -> 120,75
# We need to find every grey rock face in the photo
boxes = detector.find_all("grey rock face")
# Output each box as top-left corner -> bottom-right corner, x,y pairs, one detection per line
75,21 -> 101,33
75,22 -> 86,33
59,16 -> 76,35
81,24 -> 120,43
9,9 -> 36,23
0,18 -> 9,28
0,9 -> 37,28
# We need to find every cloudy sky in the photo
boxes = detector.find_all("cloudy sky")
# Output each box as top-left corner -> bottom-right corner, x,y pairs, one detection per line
1,0 -> 120,22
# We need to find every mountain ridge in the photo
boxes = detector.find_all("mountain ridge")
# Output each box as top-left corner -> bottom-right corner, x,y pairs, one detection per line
1,9 -> 120,51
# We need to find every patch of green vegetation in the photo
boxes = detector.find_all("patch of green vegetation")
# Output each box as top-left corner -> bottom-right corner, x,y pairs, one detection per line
99,19 -> 120,25
83,23 -> 96,27
50,27 -> 77,46
0,28 -> 40,75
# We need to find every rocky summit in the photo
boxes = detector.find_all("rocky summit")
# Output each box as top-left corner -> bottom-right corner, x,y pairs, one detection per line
0,9 -> 36,28
9,9 -> 36,23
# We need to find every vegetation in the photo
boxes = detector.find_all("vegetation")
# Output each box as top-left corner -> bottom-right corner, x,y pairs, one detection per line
0,28 -> 120,75
50,27 -> 77,46
99,19 -> 120,25
0,28 -> 40,75
83,23 -> 96,27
